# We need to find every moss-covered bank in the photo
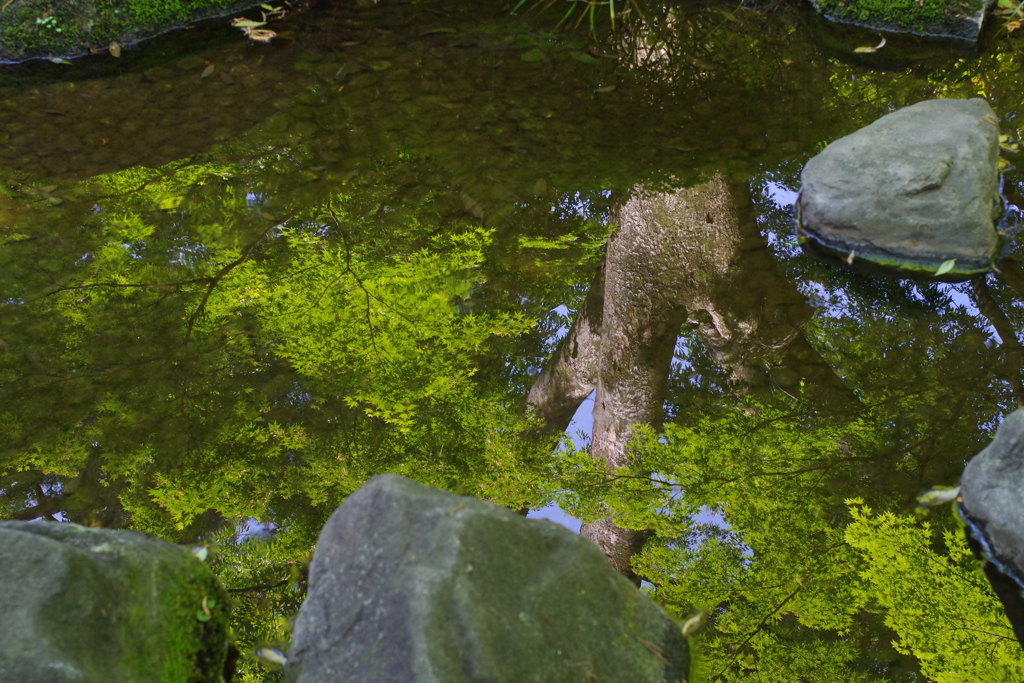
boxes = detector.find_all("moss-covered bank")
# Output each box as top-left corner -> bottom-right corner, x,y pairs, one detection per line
0,0 -> 260,63
811,0 -> 991,40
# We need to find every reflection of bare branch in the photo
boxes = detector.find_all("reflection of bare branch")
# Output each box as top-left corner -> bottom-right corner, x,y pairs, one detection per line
971,278 -> 1024,407
185,222 -> 280,342
226,577 -> 290,594
710,581 -> 805,683
526,261 -> 604,433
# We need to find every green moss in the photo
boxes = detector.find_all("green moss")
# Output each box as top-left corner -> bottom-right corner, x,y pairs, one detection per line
814,0 -> 978,33
117,547 -> 229,683
0,0 -> 257,62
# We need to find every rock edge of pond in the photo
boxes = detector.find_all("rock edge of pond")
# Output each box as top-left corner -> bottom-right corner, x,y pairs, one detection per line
810,0 -> 994,42
797,97 -> 1002,281
0,0 -> 262,63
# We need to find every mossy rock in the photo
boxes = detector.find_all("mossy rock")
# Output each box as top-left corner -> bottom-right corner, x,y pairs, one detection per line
0,0 -> 260,63
0,521 -> 229,683
810,0 -> 992,41
287,475 -> 690,683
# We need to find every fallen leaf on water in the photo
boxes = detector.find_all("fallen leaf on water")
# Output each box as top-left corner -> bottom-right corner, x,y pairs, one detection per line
595,85 -> 617,93
201,63 -> 215,78
231,17 -> 266,28
245,28 -> 277,43
935,258 -> 956,276
853,37 -> 886,53
256,648 -> 288,666
50,58 -> 71,64
782,59 -> 794,65
340,40 -> 361,47
109,41 -> 121,57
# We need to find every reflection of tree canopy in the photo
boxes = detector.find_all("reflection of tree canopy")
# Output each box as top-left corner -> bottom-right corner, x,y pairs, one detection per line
0,141 -> 609,679
4,0 -> 1024,678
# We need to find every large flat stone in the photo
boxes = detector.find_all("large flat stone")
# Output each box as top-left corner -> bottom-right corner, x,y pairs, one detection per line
286,474 -> 689,683
797,98 -> 1001,279
0,521 -> 228,683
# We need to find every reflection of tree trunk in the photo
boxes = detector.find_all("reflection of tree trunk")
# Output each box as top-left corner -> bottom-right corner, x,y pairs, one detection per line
529,175 -> 856,579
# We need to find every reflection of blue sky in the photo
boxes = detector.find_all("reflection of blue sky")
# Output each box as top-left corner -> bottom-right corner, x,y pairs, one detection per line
527,391 -> 592,534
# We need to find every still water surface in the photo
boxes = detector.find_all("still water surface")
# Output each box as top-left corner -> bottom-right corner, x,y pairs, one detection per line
4,0 -> 1024,679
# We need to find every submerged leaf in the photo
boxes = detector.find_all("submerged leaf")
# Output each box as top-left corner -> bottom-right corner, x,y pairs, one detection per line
853,37 -> 886,53
520,48 -> 545,62
935,259 -> 956,276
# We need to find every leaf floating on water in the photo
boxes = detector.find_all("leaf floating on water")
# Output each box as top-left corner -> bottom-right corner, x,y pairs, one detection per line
520,48 -> 545,62
191,546 -> 209,562
853,37 -> 886,53
935,258 -> 956,276
109,41 -> 121,58
231,17 -> 266,28
918,485 -> 960,507
245,28 -> 277,43
201,63 -> 215,78
50,57 -> 71,65
595,84 -> 617,93
256,647 -> 288,666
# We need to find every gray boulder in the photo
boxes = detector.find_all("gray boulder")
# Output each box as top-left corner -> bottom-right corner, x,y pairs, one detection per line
0,521 -> 228,683
960,409 -> 1024,648
286,475 -> 689,683
797,98 -> 1001,279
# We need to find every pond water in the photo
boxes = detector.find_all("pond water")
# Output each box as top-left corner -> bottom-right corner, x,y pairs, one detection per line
4,0 -> 1024,679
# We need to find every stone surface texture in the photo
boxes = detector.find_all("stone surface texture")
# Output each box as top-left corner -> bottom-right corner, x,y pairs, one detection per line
798,98 -> 1001,278
286,474 -> 689,683
0,521 -> 228,683
960,409 -> 1024,586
